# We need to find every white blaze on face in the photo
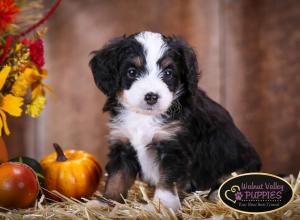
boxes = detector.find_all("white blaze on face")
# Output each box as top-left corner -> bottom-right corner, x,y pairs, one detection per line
136,32 -> 166,73
121,32 -> 173,115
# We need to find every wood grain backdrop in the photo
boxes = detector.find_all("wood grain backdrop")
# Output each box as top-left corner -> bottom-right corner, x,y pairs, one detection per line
4,0 -> 300,175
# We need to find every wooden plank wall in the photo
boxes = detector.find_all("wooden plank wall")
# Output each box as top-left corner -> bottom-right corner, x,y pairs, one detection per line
223,0 -> 300,174
4,0 -> 300,175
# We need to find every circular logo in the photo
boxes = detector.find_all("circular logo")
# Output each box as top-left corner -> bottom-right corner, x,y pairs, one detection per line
218,173 -> 294,214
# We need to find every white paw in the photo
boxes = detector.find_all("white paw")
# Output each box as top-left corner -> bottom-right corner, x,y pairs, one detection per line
86,199 -> 107,208
153,188 -> 180,211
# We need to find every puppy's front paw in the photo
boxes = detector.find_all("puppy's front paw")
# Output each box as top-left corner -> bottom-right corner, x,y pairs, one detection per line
86,198 -> 111,208
86,199 -> 103,208
153,188 -> 181,211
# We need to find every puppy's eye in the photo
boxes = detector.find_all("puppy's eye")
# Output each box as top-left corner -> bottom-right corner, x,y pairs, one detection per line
127,67 -> 138,79
163,68 -> 174,78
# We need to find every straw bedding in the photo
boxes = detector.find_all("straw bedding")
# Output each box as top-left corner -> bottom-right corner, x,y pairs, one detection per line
0,173 -> 299,220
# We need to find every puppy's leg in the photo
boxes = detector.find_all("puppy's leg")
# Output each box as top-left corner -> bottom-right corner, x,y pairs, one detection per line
104,142 -> 140,202
87,169 -> 133,207
151,141 -> 189,211
153,186 -> 181,211
103,170 -> 136,202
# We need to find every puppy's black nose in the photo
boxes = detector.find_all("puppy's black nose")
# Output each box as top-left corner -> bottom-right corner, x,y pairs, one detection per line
144,92 -> 159,105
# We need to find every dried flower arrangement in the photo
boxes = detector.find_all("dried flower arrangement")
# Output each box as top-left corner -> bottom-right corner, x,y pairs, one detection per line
0,0 -> 61,136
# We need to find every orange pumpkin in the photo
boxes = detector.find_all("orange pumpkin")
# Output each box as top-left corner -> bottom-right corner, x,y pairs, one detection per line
0,137 -> 8,163
40,143 -> 102,199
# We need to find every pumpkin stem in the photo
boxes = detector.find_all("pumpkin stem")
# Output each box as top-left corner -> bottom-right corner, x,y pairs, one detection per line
53,143 -> 68,162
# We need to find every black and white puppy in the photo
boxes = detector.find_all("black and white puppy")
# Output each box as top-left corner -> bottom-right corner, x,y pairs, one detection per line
89,31 -> 261,210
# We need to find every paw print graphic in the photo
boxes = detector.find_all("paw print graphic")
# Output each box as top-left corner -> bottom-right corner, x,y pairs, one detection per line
235,192 -> 243,201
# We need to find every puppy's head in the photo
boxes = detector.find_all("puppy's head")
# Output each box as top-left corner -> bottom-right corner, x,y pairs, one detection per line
89,31 -> 199,115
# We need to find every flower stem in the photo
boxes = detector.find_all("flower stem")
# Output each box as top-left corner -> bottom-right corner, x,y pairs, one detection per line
17,0 -> 62,38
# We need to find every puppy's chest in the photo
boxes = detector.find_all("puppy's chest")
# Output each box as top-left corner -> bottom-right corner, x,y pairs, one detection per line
109,111 -> 175,185
118,113 -> 161,146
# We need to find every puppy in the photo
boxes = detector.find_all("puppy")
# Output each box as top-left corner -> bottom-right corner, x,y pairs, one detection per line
89,31 -> 261,210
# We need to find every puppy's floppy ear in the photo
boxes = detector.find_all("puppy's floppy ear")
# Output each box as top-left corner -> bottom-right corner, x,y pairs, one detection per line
89,37 -> 124,96
182,42 -> 200,96
169,37 -> 200,96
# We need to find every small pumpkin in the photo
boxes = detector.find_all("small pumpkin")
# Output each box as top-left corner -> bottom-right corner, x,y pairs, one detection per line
40,143 -> 102,199
10,156 -> 45,187
0,137 -> 8,163
0,162 -> 39,209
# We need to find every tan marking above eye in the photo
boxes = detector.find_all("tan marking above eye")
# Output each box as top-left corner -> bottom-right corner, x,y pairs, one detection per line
131,56 -> 143,67
160,57 -> 173,68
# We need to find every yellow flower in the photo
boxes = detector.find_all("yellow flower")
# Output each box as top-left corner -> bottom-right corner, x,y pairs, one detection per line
11,68 -> 38,97
1,94 -> 23,116
26,95 -> 46,118
15,43 -> 23,52
0,65 -> 48,135
11,66 -> 45,97
0,110 -> 9,136
0,65 -> 11,90
0,66 -> 24,136
0,94 -> 24,135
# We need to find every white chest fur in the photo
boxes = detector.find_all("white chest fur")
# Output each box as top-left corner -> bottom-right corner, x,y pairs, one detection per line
109,110 -> 164,185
